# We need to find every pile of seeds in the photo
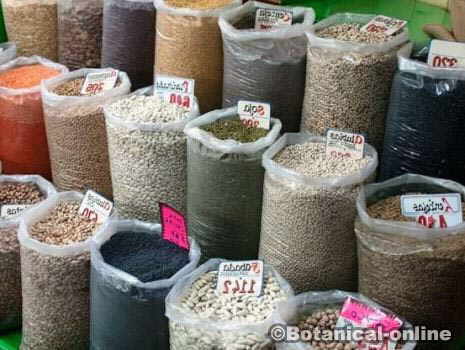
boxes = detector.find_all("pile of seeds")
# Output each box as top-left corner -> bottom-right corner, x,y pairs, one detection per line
317,23 -> 394,43
0,182 -> 44,206
165,0 -> 233,9
201,118 -> 268,143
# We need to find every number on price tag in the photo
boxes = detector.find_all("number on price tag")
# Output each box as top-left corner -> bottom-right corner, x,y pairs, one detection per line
255,8 -> 293,30
0,204 -> 31,219
159,203 -> 189,250
78,190 -> 113,224
216,260 -> 264,297
326,129 -> 365,160
81,69 -> 118,95
427,40 -> 465,68
360,15 -> 407,36
238,100 -> 271,130
154,75 -> 195,109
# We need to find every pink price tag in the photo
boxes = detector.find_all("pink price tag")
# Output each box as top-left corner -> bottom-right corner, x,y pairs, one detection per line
159,203 -> 190,250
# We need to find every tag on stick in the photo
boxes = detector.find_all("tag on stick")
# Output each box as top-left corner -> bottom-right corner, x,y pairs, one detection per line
78,190 -> 113,224
216,260 -> 264,297
159,203 -> 189,250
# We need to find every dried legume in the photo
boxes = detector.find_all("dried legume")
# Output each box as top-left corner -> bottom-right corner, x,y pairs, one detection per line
201,118 -> 268,142
0,65 -> 60,88
165,0 -> 233,9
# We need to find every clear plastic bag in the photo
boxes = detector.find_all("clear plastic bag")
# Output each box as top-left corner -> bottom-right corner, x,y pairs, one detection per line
102,0 -> 155,90
42,69 -> 131,198
0,42 -> 17,66
219,2 -> 315,133
259,133 -> 378,293
184,107 -> 282,261
0,56 -> 68,180
90,218 -> 201,350
300,13 -> 409,151
166,258 -> 294,350
57,0 -> 103,70
0,175 -> 56,331
355,174 -> 465,349
154,0 -> 242,113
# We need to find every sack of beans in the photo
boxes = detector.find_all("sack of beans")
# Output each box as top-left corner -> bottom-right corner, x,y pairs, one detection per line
154,0 -> 241,113
0,175 -> 56,331
104,87 -> 200,222
300,13 -> 409,150
2,0 -> 58,60
102,0 -> 155,90
259,133 -> 378,293
0,42 -> 17,65
18,191 -> 104,350
166,258 -> 294,350
58,0 -> 103,70
90,218 -> 201,350
219,2 -> 314,133
184,107 -> 282,261
356,173 -> 465,350
379,45 -> 465,184
274,290 -> 416,350
41,69 -> 131,198
0,56 -> 68,180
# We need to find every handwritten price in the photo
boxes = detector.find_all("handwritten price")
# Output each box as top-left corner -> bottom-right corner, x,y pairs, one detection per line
432,55 -> 458,68
241,119 -> 259,128
168,93 -> 191,108
222,279 -> 257,295
85,82 -> 104,94
364,23 -> 387,33
417,214 -> 448,228
80,207 -> 98,222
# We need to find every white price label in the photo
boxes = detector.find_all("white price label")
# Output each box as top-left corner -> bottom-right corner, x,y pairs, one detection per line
155,75 -> 195,109
427,40 -> 465,68
360,15 -> 407,36
326,129 -> 365,160
238,100 -> 271,130
78,190 -> 113,224
0,204 -> 31,219
255,8 -> 293,30
216,260 -> 264,297
401,193 -> 463,229
81,69 -> 118,95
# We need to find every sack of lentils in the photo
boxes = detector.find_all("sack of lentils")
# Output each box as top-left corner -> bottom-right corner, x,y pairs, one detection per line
18,191 -> 103,350
154,0 -> 242,113
0,42 -> 17,65
166,258 -> 294,350
219,2 -> 314,133
274,290 -> 416,350
57,0 -> 103,70
102,0 -> 155,90
259,133 -> 378,293
379,44 -> 465,184
184,107 -> 282,261
300,13 -> 409,151
0,175 -> 55,331
105,87 -> 200,222
41,69 -> 131,198
2,0 -> 58,60
90,219 -> 201,350
356,173 -> 465,350
0,56 -> 68,180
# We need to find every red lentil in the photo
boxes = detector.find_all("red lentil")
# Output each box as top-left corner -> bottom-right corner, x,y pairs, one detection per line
0,65 -> 60,89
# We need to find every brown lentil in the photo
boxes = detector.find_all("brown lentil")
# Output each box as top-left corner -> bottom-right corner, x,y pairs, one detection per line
165,0 -> 233,9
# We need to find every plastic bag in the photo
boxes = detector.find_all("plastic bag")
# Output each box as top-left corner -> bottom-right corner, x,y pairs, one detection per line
0,56 -> 68,180
90,218 -> 201,350
58,0 -> 103,70
105,86 -> 200,222
355,174 -> 465,349
379,45 -> 465,184
0,42 -> 17,66
273,290 -> 416,350
259,133 -> 378,293
219,2 -> 315,133
18,191 -> 102,350
2,0 -> 58,60
184,107 -> 282,261
300,13 -> 409,151
154,0 -> 242,113
102,0 -> 155,90
42,69 -> 131,198
0,175 -> 56,331
166,258 -> 294,350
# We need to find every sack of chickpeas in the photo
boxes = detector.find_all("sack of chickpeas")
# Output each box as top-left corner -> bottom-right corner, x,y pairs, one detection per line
166,258 -> 294,350
18,191 -> 105,350
0,175 -> 56,331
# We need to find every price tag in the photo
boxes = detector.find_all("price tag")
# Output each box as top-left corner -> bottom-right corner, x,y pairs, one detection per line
255,8 -> 293,30
216,260 -> 264,297
401,193 -> 463,229
155,75 -> 195,109
238,100 -> 271,130
360,15 -> 407,36
0,204 -> 31,219
81,69 -> 118,95
78,190 -> 113,224
427,40 -> 465,68
326,129 -> 365,160
159,202 -> 189,250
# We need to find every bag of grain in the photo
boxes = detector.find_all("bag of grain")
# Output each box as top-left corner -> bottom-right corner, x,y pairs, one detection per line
219,2 -> 314,133
18,191 -> 104,350
154,0 -> 242,113
105,87 -> 199,222
184,107 -> 282,261
356,173 -> 465,350
42,69 -> 131,198
0,42 -> 17,65
259,133 -> 378,293
300,13 -> 409,150
0,175 -> 56,331
166,258 -> 294,350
